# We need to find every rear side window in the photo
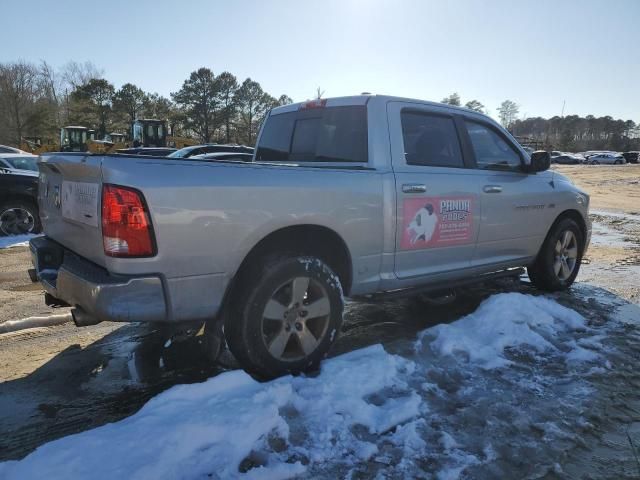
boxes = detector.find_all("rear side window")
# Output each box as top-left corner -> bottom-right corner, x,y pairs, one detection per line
465,121 -> 522,171
256,106 -> 368,163
401,111 -> 464,168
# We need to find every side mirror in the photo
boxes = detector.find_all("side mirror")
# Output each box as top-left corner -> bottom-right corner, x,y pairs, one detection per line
527,150 -> 551,173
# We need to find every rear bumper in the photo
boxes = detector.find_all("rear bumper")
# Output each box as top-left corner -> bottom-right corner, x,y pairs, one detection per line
30,236 -> 167,323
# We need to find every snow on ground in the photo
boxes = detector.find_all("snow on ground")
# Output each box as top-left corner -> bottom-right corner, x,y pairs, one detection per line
0,234 -> 39,249
0,293 -> 607,479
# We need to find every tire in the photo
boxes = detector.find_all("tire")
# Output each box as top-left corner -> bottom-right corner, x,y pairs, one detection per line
225,254 -> 344,379
0,200 -> 41,236
614,160 -> 622,165
528,218 -> 584,292
591,160 -> 599,165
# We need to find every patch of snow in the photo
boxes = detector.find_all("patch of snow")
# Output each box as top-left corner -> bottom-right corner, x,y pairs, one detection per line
0,313 -> 72,334
0,293 -> 608,479
0,345 -> 418,479
589,221 -> 631,247
613,302 -> 640,326
591,209 -> 640,223
0,234 -> 39,249
416,293 -> 595,369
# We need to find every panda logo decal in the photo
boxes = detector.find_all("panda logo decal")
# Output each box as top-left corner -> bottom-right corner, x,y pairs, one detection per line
401,196 -> 475,250
407,203 -> 437,245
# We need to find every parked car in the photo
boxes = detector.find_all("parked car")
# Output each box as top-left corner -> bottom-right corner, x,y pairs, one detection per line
0,167 -> 40,236
622,151 -> 639,164
190,152 -> 254,162
551,153 -> 583,165
30,95 -> 590,378
587,153 -> 625,165
115,147 -> 177,156
168,144 -> 255,159
0,144 -> 28,154
0,153 -> 39,176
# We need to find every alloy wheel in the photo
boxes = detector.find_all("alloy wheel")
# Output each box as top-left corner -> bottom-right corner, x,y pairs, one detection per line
261,276 -> 331,361
553,230 -> 578,281
0,208 -> 35,236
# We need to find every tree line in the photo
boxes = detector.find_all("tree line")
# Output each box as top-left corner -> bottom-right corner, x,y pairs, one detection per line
441,92 -> 640,152
1,64 -> 637,152
0,60 -> 292,148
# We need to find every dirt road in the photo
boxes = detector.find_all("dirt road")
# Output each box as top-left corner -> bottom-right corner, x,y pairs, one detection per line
1,164 -> 639,478
555,163 -> 640,213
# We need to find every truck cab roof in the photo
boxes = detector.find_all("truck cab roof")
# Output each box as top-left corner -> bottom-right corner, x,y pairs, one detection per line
270,94 -> 494,120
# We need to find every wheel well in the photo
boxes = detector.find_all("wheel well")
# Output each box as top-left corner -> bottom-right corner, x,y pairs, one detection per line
553,209 -> 588,246
232,225 -> 353,297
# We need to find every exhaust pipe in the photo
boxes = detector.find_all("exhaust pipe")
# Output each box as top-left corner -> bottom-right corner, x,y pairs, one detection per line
71,307 -> 102,327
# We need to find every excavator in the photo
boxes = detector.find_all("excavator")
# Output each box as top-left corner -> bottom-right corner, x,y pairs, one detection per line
20,126 -> 92,154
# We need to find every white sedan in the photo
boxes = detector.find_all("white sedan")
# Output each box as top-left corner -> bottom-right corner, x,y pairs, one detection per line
587,153 -> 626,165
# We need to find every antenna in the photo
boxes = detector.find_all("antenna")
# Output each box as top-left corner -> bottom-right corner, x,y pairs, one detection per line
561,100 -> 566,118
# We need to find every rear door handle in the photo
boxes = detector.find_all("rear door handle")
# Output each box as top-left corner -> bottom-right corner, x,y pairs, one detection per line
483,185 -> 503,193
402,183 -> 427,194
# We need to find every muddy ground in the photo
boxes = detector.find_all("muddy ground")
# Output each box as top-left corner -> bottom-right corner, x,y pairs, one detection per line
0,164 -> 639,478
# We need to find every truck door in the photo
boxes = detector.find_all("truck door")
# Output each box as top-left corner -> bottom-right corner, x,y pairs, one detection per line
388,102 -> 481,281
461,118 -> 556,267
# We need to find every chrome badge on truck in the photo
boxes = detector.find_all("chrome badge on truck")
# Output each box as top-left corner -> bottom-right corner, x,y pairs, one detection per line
61,181 -> 99,227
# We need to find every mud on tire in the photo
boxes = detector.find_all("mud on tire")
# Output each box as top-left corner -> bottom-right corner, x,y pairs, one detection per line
225,255 -> 344,379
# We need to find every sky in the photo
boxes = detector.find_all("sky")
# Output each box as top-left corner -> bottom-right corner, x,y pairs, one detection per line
2,0 -> 639,121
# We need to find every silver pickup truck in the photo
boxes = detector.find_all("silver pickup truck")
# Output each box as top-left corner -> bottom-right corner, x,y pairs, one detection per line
30,95 -> 591,377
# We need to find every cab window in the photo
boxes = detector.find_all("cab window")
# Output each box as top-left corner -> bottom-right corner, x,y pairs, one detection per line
465,120 -> 522,171
401,111 -> 464,168
256,106 -> 368,163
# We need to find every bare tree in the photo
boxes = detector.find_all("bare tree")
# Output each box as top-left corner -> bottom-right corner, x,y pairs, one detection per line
0,61 -> 44,145
498,100 -> 519,128
61,61 -> 103,90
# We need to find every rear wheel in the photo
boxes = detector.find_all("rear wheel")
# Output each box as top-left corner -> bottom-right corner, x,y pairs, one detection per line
528,218 -> 584,291
225,255 -> 344,378
0,201 -> 40,236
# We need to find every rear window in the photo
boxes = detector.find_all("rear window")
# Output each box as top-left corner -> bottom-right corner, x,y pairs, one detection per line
256,106 -> 368,163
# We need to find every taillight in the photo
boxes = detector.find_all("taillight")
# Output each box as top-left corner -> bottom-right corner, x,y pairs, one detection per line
101,184 -> 155,257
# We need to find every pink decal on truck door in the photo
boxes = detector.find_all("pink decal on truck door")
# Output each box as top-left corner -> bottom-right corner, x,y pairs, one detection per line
401,196 -> 475,250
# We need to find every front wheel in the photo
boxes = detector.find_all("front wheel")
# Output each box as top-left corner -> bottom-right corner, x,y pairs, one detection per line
225,255 -> 344,378
528,218 -> 584,291
591,160 -> 599,165
614,160 -> 622,165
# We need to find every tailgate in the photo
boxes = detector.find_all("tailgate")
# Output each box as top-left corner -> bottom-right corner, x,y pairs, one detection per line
38,152 -> 105,267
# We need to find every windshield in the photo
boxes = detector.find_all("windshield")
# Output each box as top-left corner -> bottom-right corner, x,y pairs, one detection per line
167,146 -> 196,158
4,156 -> 38,171
61,129 -> 88,146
